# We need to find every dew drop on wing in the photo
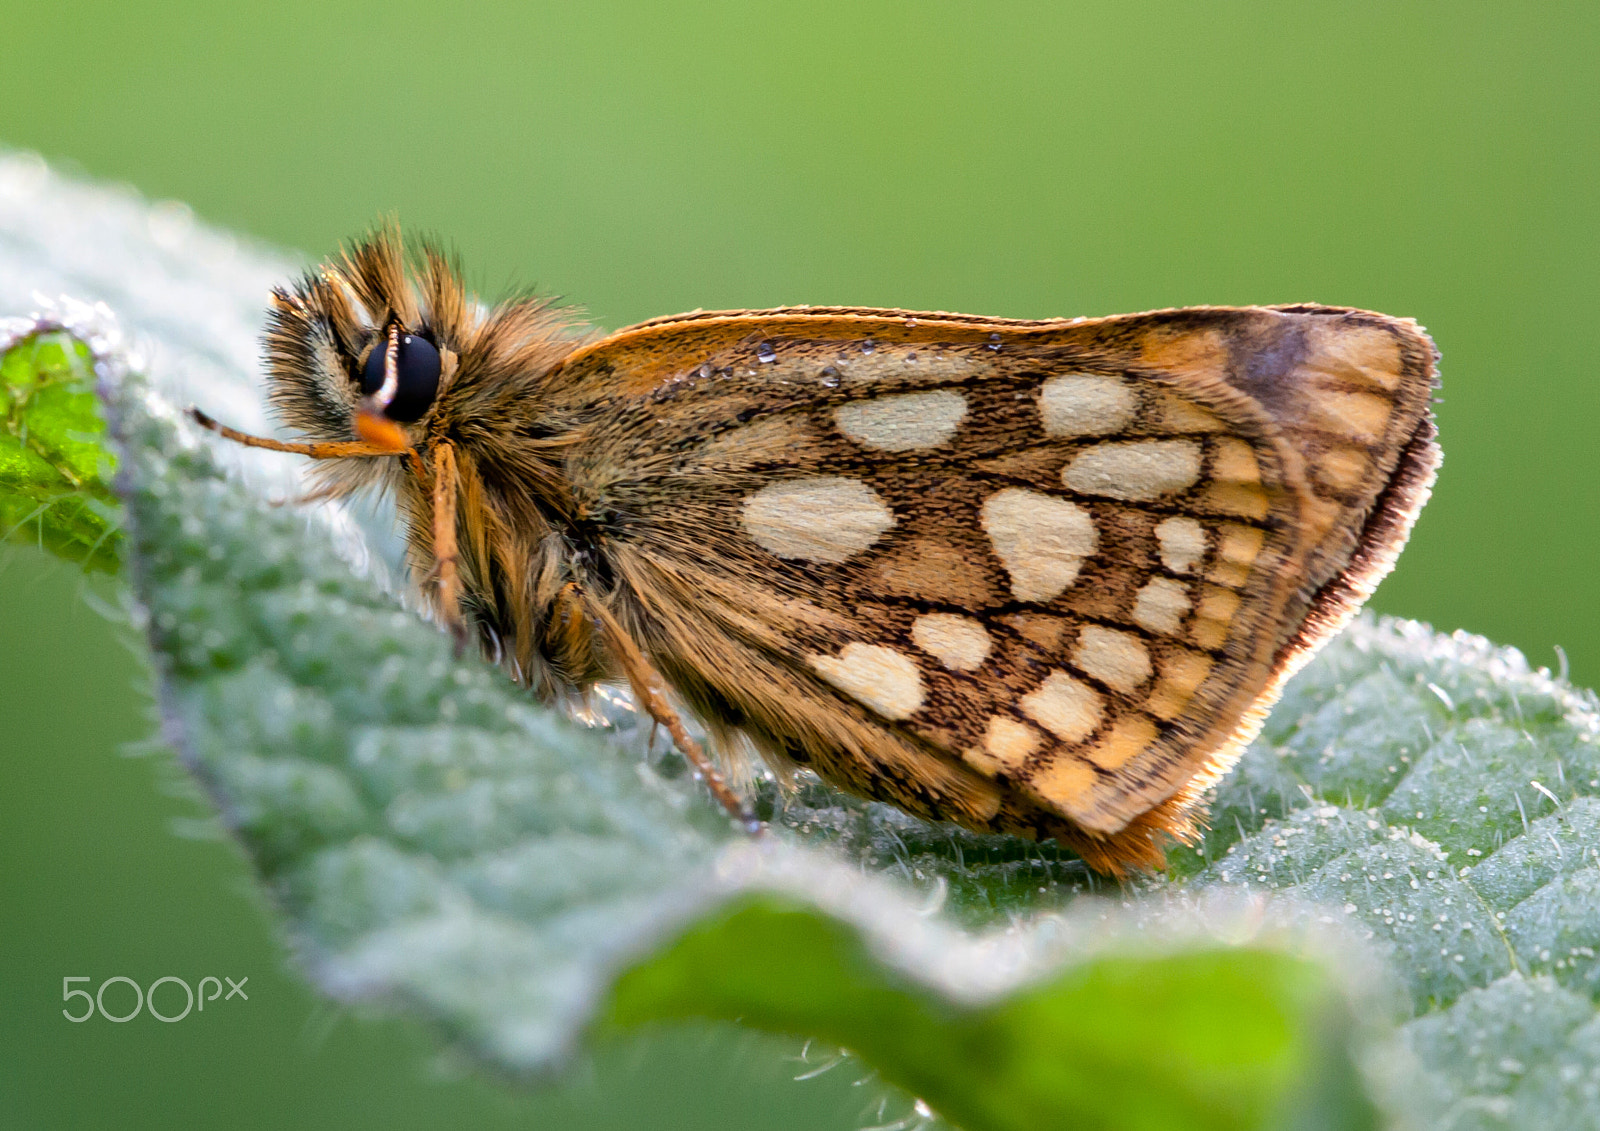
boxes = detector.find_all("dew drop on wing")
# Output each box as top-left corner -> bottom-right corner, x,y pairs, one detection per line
756,340 -> 777,363
986,332 -> 1003,353
860,338 -> 877,355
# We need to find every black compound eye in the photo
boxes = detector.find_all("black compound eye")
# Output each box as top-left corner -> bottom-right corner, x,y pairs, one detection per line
360,332 -> 441,423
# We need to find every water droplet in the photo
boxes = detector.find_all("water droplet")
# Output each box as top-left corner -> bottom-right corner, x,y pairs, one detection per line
905,351 -> 918,362
905,318 -> 918,328
985,332 -> 1003,353
819,365 -> 840,387
860,338 -> 877,355
695,362 -> 713,379
755,341 -> 777,363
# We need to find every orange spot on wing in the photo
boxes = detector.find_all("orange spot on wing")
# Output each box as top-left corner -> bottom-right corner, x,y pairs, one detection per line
1139,327 -> 1228,374
1087,715 -> 1158,771
1028,756 -> 1099,810
1147,650 -> 1215,720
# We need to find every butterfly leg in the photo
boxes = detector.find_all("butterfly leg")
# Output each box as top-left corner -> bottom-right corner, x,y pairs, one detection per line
585,594 -> 763,835
428,440 -> 470,656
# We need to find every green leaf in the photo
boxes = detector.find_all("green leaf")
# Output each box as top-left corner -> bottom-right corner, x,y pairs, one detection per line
0,328 -> 119,570
17,155 -> 1600,1129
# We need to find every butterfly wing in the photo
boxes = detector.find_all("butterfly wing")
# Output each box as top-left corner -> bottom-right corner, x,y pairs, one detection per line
546,305 -> 1438,870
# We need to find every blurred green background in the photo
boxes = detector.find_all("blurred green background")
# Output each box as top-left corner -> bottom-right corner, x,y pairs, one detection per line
2,1 -> 1597,1127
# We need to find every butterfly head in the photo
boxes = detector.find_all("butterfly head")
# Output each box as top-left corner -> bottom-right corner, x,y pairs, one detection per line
261,226 -> 587,461
262,229 -> 448,448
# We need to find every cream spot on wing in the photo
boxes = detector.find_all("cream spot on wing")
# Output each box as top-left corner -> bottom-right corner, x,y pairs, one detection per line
1037,373 -> 1136,437
834,390 -> 968,451
1062,439 -> 1202,501
742,477 -> 894,563
1154,516 -> 1206,575
807,643 -> 925,720
1020,671 -> 1104,743
1073,625 -> 1152,693
1132,577 -> 1191,636
980,487 -> 1098,602
970,715 -> 1043,775
911,614 -> 992,671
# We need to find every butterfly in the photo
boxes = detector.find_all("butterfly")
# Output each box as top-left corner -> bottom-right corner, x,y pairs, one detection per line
191,229 -> 1439,874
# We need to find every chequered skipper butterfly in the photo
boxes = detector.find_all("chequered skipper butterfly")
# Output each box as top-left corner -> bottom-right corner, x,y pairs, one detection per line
192,230 -> 1438,874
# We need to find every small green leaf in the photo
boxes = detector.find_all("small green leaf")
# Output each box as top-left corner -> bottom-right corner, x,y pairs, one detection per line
0,330 -> 119,570
607,897 -> 1377,1131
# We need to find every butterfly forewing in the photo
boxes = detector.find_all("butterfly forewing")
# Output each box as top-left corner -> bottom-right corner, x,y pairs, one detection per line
542,306 -> 1437,869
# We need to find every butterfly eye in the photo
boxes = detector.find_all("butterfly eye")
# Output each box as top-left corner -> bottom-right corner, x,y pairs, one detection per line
360,332 -> 441,423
